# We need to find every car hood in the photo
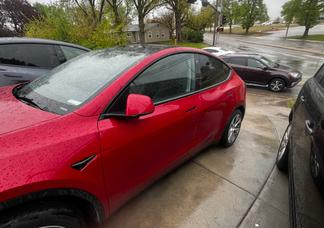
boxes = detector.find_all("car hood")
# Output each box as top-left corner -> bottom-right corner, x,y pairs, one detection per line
272,64 -> 300,74
0,85 -> 59,136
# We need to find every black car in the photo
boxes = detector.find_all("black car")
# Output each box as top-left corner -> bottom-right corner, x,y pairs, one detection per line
0,38 -> 90,86
221,53 -> 302,92
277,64 -> 324,227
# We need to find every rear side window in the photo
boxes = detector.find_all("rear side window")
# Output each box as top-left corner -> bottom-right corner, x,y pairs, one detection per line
229,57 -> 246,66
0,44 -> 60,68
195,54 -> 230,90
61,46 -> 88,60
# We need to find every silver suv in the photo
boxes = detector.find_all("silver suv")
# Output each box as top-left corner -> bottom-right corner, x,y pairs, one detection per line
0,38 -> 89,86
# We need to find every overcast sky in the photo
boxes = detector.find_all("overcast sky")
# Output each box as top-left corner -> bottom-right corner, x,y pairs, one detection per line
27,0 -> 288,20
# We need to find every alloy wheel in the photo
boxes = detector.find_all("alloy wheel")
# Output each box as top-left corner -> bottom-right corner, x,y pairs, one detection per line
227,113 -> 242,144
270,79 -> 285,92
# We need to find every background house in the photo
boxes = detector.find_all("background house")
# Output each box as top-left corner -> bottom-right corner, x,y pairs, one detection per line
125,23 -> 170,43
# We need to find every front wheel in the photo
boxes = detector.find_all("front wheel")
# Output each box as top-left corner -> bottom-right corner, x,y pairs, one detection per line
221,110 -> 243,147
276,123 -> 291,172
0,202 -> 87,228
269,78 -> 285,92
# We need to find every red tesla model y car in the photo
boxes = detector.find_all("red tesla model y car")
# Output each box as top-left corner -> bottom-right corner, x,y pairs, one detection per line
0,45 -> 245,227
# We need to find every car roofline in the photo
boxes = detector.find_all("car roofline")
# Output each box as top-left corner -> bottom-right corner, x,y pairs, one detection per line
0,37 -> 90,51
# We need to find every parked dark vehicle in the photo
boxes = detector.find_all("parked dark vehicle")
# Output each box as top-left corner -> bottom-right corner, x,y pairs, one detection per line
221,53 -> 302,92
0,38 -> 90,87
277,64 -> 324,227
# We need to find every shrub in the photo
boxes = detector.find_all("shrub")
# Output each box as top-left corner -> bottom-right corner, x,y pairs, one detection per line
25,5 -> 127,49
182,28 -> 203,43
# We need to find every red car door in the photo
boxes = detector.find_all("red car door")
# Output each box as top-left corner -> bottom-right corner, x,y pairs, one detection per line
194,53 -> 236,144
98,53 -> 201,212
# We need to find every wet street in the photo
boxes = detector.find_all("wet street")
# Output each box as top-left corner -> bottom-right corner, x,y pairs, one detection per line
103,33 -> 323,228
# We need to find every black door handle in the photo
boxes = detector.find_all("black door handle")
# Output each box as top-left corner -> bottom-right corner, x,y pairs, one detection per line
305,120 -> 314,136
185,106 -> 197,113
226,91 -> 234,97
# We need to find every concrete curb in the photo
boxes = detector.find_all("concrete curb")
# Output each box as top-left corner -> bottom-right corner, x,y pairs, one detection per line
287,38 -> 324,44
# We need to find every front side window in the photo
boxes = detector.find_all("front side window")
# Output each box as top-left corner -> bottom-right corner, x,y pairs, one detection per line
0,44 -> 60,68
61,46 -> 88,61
248,58 -> 265,69
108,53 -> 195,114
259,56 -> 277,68
195,54 -> 230,90
15,49 -> 146,114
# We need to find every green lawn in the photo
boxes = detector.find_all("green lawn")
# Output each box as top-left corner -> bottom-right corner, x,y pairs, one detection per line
289,34 -> 324,41
221,24 -> 290,35
155,40 -> 208,48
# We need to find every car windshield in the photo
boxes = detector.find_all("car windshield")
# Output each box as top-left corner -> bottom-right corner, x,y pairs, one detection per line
259,56 -> 277,68
14,49 -> 146,115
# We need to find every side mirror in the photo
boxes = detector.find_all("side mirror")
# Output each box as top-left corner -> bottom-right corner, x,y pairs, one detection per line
125,94 -> 155,118
263,66 -> 268,71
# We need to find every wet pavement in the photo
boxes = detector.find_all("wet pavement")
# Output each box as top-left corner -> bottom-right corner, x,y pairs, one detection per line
104,88 -> 291,228
205,31 -> 324,57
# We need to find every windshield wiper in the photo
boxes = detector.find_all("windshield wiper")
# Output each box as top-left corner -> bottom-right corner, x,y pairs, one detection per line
16,95 -> 45,111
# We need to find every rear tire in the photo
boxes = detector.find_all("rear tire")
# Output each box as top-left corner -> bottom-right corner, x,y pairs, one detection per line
276,124 -> 291,172
310,148 -> 324,188
0,201 -> 87,228
221,110 -> 243,148
269,78 -> 285,92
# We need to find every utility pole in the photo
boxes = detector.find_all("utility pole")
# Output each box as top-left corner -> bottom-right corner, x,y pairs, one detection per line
174,11 -> 177,45
202,0 -> 222,46
216,0 -> 222,45
212,9 -> 217,46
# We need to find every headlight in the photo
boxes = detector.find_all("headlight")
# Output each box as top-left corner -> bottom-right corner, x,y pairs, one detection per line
289,72 -> 300,78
